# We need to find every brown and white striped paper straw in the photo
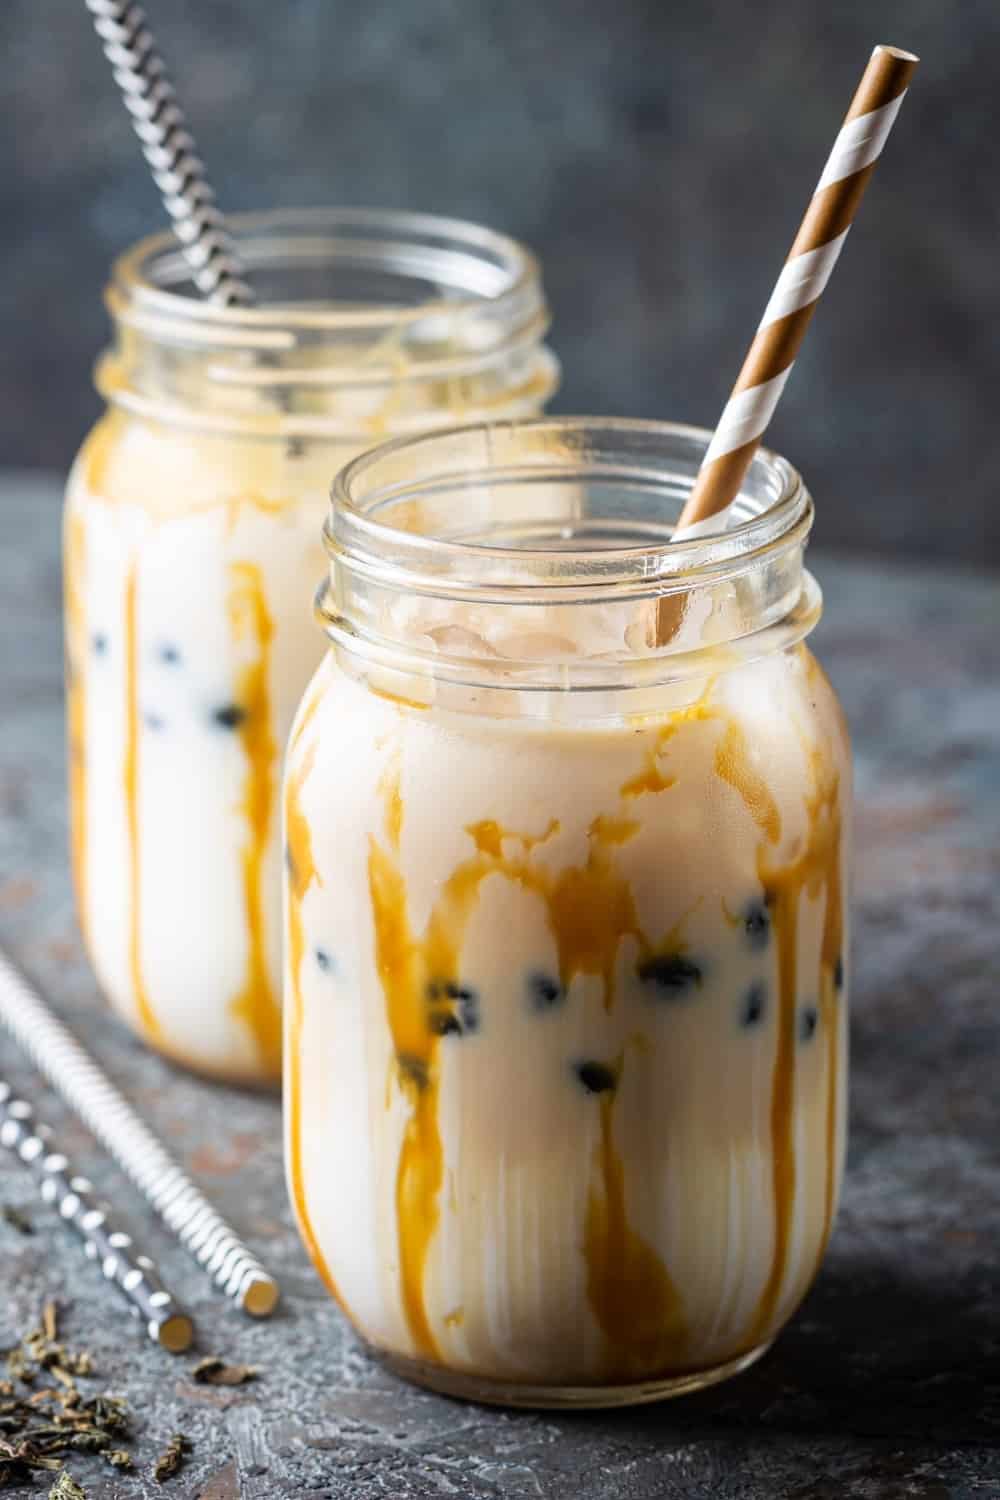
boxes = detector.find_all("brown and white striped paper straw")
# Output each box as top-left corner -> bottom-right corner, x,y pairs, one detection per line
653,43 -> 918,644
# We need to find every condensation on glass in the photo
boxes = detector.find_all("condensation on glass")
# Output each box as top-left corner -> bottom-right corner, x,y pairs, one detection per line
284,418 -> 852,1407
64,209 -> 558,1083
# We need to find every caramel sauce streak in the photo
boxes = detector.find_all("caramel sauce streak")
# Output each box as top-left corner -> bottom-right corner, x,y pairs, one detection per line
715,720 -> 782,844
227,564 -> 281,1075
819,806 -> 846,1260
288,672 -> 325,758
124,564 -> 161,1040
747,879 -> 798,1345
285,738 -> 344,1307
620,695 -> 716,800
749,759 -> 843,1344
65,513 -> 88,944
584,1086 -> 687,1377
370,798 -> 681,1359
368,775 -> 451,1362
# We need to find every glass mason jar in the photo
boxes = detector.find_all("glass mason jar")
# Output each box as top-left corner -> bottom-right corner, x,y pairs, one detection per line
284,418 -> 851,1407
64,209 -> 557,1085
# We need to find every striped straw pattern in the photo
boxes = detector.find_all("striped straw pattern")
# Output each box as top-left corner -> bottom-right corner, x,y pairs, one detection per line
0,947 -> 279,1317
675,44 -> 918,535
85,0 -> 252,307
0,1083 -> 194,1352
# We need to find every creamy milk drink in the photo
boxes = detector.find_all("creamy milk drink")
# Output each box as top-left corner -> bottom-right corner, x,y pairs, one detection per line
283,419 -> 851,1405
64,210 -> 557,1083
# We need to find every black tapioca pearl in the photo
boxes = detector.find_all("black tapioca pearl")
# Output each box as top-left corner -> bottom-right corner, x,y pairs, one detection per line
739,982 -> 767,1029
142,711 -> 166,731
574,1061 -> 617,1095
91,632 -> 108,656
426,979 -> 479,1037
397,1054 -> 429,1090
429,1012 -> 463,1038
527,971 -> 564,1012
833,954 -> 845,991
212,703 -> 246,730
799,1006 -> 819,1043
158,643 -> 181,665
743,901 -> 771,951
315,947 -> 335,974
446,983 -> 479,1033
637,953 -> 703,996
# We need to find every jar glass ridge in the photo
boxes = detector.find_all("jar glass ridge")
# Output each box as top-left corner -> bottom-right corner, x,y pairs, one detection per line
319,418 -> 821,713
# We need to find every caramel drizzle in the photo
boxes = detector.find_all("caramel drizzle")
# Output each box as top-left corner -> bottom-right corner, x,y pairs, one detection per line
369,791 -> 690,1362
284,735 -> 344,1307
743,749 -> 843,1346
363,685 -> 842,1366
65,513 -> 88,945
227,564 -> 281,1075
629,689 -> 844,1344
584,1082 -> 686,1378
620,695 -> 716,800
123,563 -> 161,1040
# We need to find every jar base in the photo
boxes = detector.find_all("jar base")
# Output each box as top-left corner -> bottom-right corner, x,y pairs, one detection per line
376,1339 -> 773,1410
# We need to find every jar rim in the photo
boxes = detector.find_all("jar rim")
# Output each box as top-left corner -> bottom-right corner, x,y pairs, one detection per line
107,206 -> 546,350
328,416 -> 811,595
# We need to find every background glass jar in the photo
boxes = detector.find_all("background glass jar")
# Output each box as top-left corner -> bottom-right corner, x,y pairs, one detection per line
64,209 -> 558,1084
285,418 -> 851,1407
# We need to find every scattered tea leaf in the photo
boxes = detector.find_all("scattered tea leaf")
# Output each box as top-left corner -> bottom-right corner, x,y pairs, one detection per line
0,1303 -> 133,1488
106,1449 -> 133,1469
1,1205 -> 33,1236
49,1473 -> 87,1500
152,1432 -> 191,1483
192,1356 -> 259,1387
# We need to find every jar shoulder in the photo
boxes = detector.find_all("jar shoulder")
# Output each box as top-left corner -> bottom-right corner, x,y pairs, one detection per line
65,410 -> 350,520
288,645 -> 852,824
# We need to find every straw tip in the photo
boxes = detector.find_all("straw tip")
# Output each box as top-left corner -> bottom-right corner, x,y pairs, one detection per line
240,1274 -> 280,1318
874,44 -> 920,64
156,1312 -> 195,1354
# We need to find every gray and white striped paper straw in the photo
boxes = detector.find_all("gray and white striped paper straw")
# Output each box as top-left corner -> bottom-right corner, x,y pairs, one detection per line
0,1083 -> 194,1352
84,0 -> 252,308
0,947 -> 279,1317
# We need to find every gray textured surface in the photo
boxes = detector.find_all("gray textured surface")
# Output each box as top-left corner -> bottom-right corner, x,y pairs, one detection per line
0,472 -> 998,1499
3,1 -> 1000,565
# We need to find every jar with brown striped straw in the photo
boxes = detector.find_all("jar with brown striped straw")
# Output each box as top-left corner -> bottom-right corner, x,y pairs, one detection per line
279,411 -> 849,1406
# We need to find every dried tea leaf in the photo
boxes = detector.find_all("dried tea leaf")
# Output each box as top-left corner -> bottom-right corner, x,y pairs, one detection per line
1,1205 -> 33,1236
7,1348 -> 33,1385
192,1356 -> 259,1387
0,1305 -> 132,1487
152,1432 -> 191,1483
49,1473 -> 87,1500
106,1449 -> 133,1469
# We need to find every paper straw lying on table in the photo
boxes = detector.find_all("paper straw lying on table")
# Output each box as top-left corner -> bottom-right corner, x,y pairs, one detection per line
0,1082 -> 194,1351
0,946 -> 279,1317
651,44 -> 918,644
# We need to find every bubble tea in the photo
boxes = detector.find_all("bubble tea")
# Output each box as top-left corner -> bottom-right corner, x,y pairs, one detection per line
284,420 -> 850,1404
64,211 -> 557,1083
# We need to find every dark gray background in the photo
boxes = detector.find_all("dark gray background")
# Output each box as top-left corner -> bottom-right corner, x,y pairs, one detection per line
3,1 -> 998,564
